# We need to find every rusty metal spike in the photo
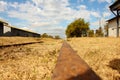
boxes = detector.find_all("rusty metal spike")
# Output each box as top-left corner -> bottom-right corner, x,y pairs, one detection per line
52,41 -> 101,80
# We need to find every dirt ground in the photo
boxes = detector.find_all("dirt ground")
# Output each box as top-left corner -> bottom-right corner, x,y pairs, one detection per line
0,37 -> 119,80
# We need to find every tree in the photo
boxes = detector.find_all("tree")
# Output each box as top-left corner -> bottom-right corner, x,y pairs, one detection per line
95,27 -> 103,37
104,23 -> 108,37
54,35 -> 61,39
41,33 -> 48,38
48,35 -> 53,38
88,30 -> 94,37
41,33 -> 54,38
66,18 -> 89,38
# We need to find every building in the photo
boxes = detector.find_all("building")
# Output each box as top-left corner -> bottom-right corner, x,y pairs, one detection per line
0,20 -> 40,37
107,17 -> 120,37
109,0 -> 120,37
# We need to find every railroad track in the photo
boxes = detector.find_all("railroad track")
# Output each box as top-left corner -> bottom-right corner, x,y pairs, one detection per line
0,41 -> 43,48
52,41 -> 101,80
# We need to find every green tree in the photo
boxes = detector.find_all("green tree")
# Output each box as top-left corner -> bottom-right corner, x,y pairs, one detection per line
95,27 -> 103,37
88,30 -> 94,37
66,18 -> 89,38
42,33 -> 54,38
54,35 -> 61,39
48,35 -> 53,38
104,23 -> 108,37
41,33 -> 48,38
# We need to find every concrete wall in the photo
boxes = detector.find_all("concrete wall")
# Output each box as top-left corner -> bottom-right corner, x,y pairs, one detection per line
11,28 -> 27,37
3,26 -> 11,36
108,18 -> 120,37
0,21 -> 40,37
0,22 -> 11,36
0,22 -> 3,36
11,28 -> 40,37
108,27 -> 117,37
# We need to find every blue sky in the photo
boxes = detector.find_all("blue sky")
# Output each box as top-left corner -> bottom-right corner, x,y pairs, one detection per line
0,0 -> 115,38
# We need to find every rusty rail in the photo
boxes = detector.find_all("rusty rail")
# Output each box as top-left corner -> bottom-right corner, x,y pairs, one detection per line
52,41 -> 101,80
0,41 -> 43,48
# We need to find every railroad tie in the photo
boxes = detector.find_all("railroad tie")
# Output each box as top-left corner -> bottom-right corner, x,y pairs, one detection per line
52,41 -> 101,80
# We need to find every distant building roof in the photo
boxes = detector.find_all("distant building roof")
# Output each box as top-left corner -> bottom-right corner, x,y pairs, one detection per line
0,19 -> 40,35
0,20 -> 8,25
107,16 -> 120,22
8,26 -> 40,35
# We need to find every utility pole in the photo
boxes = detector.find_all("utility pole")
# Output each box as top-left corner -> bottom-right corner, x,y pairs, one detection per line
99,18 -> 101,28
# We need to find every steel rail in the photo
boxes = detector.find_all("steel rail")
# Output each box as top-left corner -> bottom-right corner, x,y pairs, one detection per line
52,41 -> 101,80
0,41 -> 43,48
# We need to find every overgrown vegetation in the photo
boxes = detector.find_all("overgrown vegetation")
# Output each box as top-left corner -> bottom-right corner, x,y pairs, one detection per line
0,37 -> 119,80
104,23 -> 109,37
66,18 -> 89,38
65,18 -> 109,38
41,33 -> 61,39
0,38 -> 62,80
88,30 -> 94,37
95,27 -> 104,37
68,38 -> 120,80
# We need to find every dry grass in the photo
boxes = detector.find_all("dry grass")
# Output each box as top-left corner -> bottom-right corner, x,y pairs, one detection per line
0,37 -> 119,80
0,38 -> 62,80
67,37 -> 120,80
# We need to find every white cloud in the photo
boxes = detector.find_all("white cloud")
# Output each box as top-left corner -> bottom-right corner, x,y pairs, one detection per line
103,12 -> 111,17
44,26 -> 66,38
91,20 -> 99,27
21,27 -> 33,31
9,2 -> 19,9
31,0 -> 44,6
7,0 -> 92,24
98,0 -> 112,3
0,1 -> 7,12
2,0 -> 110,38
74,10 -> 91,20
0,17 -> 7,23
91,11 -> 101,18
78,5 -> 87,10
91,18 -> 107,29
77,0 -> 83,3
30,21 -> 59,27
0,17 -> 4,20
89,0 -> 95,2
